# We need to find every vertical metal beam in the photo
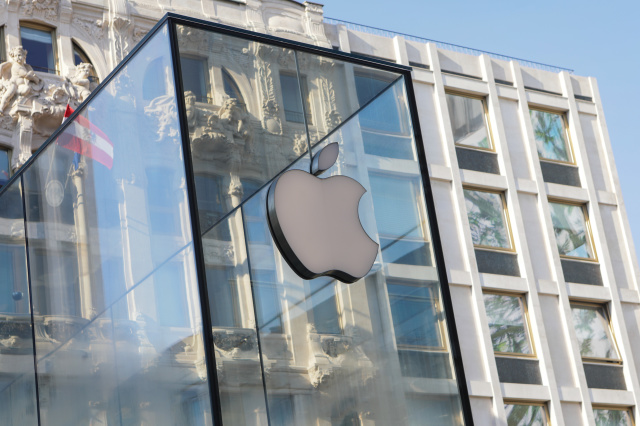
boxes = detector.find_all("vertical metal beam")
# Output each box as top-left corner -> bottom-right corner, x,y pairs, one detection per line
166,20 -> 224,426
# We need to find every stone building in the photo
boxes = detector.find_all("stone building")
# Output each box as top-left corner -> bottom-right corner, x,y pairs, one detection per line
0,1 -> 637,426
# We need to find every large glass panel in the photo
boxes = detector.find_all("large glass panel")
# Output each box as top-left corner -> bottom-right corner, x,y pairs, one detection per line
19,24 -> 211,424
0,180 -> 38,426
529,109 -> 572,163
483,293 -> 533,355
571,304 -> 620,361
232,78 -> 464,425
446,93 -> 491,150
504,404 -> 548,426
463,189 -> 512,250
593,408 -> 634,426
548,202 -> 595,259
20,25 -> 56,74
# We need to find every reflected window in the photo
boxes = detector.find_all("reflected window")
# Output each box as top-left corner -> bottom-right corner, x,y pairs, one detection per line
570,303 -> 620,362
269,396 -> 295,425
31,249 -> 79,316
593,407 -> 633,426
387,281 -> 444,349
0,147 -> 9,187
548,201 -> 595,260
369,173 -> 431,266
446,93 -> 491,150
280,72 -> 312,124
146,168 -> 179,234
463,189 -> 512,250
20,24 -> 57,74
72,41 -> 98,83
530,109 -> 572,163
194,174 -> 230,236
0,247 -> 20,313
143,57 -> 167,101
504,403 -> 548,426
154,263 -> 189,327
222,68 -> 245,106
252,270 -> 283,334
0,26 -> 6,63
206,266 -> 240,327
307,277 -> 341,335
180,55 -> 209,102
484,293 -> 533,355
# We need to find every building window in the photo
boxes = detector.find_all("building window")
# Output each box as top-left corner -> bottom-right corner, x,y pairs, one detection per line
251,270 -> 283,334
20,24 -> 57,74
154,263 -> 189,327
0,26 -> 6,63
548,201 -> 596,260
307,277 -> 341,335
0,147 -> 9,187
571,303 -> 620,362
222,68 -> 245,106
206,266 -> 241,328
463,189 -> 513,250
446,93 -> 492,150
279,72 -> 312,124
530,108 -> 573,163
504,403 -> 548,426
72,41 -> 98,83
387,281 -> 444,349
484,293 -> 534,355
146,167 -> 179,234
593,407 -> 634,426
179,55 -> 210,102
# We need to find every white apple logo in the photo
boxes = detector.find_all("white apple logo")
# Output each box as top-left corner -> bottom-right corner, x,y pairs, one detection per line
266,142 -> 379,284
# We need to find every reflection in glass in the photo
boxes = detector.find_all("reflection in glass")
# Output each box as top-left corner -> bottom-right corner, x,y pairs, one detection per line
463,189 -> 511,249
0,148 -> 9,187
308,277 -> 341,335
484,294 -> 532,354
530,109 -> 571,163
446,94 -> 490,149
505,404 -> 547,426
549,202 -> 594,259
593,408 -> 633,426
571,304 -> 619,360
388,281 -> 443,348
181,56 -> 210,103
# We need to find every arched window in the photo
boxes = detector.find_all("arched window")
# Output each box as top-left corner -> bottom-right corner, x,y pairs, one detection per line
222,68 -> 245,106
72,41 -> 99,82
20,23 -> 57,74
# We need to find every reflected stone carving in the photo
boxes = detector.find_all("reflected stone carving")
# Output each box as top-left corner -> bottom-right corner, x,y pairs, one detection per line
292,132 -> 307,157
177,24 -> 208,52
21,0 -> 59,19
212,328 -> 257,353
144,94 -> 180,144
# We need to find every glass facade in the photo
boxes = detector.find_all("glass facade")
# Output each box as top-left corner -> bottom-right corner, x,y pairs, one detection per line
0,16 -> 470,425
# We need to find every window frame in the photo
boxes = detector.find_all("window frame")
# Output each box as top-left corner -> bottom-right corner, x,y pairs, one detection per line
570,301 -> 622,364
529,105 -> 575,165
483,291 -> 536,358
445,89 -> 495,152
19,21 -> 59,75
355,69 -> 410,136
548,199 -> 598,262
592,405 -> 635,426
503,400 -> 550,426
386,279 -> 448,352
463,186 -> 516,253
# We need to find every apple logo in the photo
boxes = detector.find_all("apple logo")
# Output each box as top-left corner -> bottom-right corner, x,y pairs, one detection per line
266,142 -> 379,284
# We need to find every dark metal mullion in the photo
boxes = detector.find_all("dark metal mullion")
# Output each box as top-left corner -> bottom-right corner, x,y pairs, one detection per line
240,207 -> 273,426
20,175 -> 42,426
167,21 -> 224,426
401,72 -> 475,425
292,51 -> 314,172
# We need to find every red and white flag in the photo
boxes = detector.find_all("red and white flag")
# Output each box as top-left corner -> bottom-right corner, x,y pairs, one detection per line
57,105 -> 114,169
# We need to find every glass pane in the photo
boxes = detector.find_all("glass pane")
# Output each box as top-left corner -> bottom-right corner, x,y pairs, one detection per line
571,304 -> 619,360
388,281 -> 443,348
19,24 -> 212,424
0,148 -> 9,187
20,26 -> 56,73
463,189 -> 511,249
549,202 -> 594,259
295,50 -> 401,145
593,408 -> 633,426
181,56 -> 209,102
530,109 -> 571,163
176,24 -> 310,233
446,94 -> 491,149
483,294 -> 532,354
504,404 -> 547,426
0,179 -> 38,426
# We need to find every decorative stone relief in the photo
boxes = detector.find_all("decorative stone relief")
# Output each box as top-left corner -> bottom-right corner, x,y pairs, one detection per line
110,16 -> 131,65
72,17 -> 106,44
21,0 -> 59,19
143,94 -> 180,144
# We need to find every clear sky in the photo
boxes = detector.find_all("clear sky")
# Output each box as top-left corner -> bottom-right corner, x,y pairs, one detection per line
319,0 -> 640,259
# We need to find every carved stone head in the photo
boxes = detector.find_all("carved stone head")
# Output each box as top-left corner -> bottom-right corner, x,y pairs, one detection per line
184,91 -> 196,107
9,46 -> 27,65
74,63 -> 94,80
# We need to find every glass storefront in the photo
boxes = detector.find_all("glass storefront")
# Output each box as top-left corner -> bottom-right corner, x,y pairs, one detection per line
0,15 -> 469,425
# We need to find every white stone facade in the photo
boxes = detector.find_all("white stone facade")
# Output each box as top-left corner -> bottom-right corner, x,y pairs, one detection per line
1,1 -> 638,425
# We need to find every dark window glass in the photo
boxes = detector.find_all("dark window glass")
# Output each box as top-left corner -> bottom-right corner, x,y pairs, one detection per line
446,94 -> 491,149
387,282 -> 443,348
72,42 -> 98,83
180,56 -> 209,102
0,148 -> 9,187
280,72 -> 311,124
222,68 -> 245,106
20,25 -> 56,73
308,277 -> 341,335
206,266 -> 240,327
354,73 -> 402,133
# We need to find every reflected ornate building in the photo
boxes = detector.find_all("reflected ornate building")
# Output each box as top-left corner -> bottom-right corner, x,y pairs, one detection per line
0,2 -> 638,426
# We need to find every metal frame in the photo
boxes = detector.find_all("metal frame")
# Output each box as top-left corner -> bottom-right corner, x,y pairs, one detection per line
547,199 -> 598,262
445,89 -> 495,153
503,400 -> 551,425
482,291 -> 537,358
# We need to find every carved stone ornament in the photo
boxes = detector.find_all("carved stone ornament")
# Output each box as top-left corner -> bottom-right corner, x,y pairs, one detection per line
72,17 -> 106,43
21,0 -> 59,19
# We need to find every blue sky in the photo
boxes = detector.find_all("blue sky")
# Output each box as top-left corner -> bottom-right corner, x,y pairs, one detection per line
319,0 -> 640,257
